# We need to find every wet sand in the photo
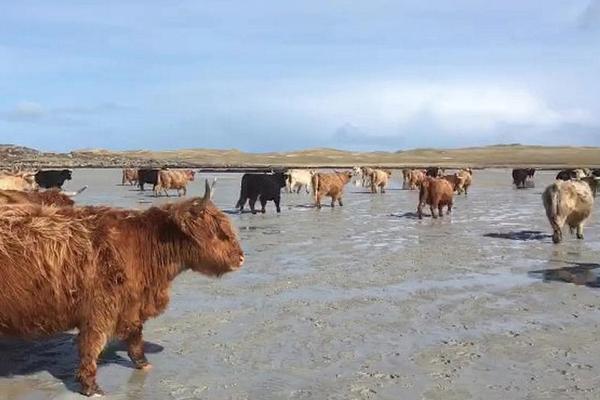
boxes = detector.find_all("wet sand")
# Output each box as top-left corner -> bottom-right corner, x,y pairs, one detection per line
1,169 -> 600,400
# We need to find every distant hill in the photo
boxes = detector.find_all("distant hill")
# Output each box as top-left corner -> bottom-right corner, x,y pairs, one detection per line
0,144 -> 598,169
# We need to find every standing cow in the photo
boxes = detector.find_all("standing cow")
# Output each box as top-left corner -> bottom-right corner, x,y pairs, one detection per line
236,172 -> 288,214
312,170 -> 353,208
137,168 -> 160,191
542,177 -> 600,243
0,189 -> 74,206
0,171 -> 38,191
122,168 -> 138,186
0,181 -> 243,396
286,169 -> 314,194
417,177 -> 454,219
556,168 -> 588,181
35,169 -> 72,189
370,169 -> 392,193
426,167 -> 445,178
408,169 -> 426,190
512,168 -> 535,189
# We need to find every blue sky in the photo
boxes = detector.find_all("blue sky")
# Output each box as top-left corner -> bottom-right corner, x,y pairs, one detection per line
1,1 -> 599,152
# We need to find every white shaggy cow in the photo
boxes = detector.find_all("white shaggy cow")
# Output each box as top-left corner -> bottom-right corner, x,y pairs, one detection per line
542,177 -> 600,243
286,169 -> 315,194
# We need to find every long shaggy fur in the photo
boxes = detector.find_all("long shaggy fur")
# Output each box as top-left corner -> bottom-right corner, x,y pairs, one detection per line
312,171 -> 353,208
0,196 -> 243,395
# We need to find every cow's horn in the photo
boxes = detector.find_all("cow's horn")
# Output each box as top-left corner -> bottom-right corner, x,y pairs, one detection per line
203,179 -> 212,201
210,177 -> 217,199
62,185 -> 88,197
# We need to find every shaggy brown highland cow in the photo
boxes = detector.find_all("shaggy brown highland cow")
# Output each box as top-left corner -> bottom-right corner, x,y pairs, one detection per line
0,181 -> 244,396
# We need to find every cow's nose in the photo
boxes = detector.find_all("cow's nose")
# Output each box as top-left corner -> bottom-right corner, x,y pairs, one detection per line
239,255 -> 245,267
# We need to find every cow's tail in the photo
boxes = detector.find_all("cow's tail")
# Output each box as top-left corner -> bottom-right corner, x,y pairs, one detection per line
235,176 -> 247,209
312,173 -> 320,202
543,183 -> 561,235
122,170 -> 126,185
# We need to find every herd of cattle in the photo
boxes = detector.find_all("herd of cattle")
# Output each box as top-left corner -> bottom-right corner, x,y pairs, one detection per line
0,164 -> 598,396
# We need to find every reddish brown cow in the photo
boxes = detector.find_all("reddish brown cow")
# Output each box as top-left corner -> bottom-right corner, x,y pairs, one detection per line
0,189 -> 74,206
0,181 -> 243,396
417,177 -> 455,219
312,171 -> 353,208
0,171 -> 38,191
121,168 -> 138,186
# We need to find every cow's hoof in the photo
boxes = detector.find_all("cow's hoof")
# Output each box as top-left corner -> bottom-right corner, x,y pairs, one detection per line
80,384 -> 104,397
577,234 -> 584,240
552,233 -> 562,244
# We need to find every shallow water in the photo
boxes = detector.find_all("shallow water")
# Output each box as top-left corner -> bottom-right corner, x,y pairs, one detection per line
2,169 -> 600,400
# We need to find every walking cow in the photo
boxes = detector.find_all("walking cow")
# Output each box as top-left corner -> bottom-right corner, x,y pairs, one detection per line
236,172 -> 288,214
542,177 -> 600,243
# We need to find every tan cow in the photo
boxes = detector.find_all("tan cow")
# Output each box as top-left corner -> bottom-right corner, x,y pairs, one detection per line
0,189 -> 74,206
542,177 -> 600,243
312,171 -> 353,208
442,173 -> 467,192
402,168 -> 412,189
370,169 -> 392,193
0,171 -> 38,191
456,168 -> 473,194
417,177 -> 455,219
408,169 -> 426,190
155,169 -> 195,197
121,168 -> 138,186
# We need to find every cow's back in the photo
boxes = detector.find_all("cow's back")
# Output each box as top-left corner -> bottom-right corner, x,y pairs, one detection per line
0,206 -> 97,336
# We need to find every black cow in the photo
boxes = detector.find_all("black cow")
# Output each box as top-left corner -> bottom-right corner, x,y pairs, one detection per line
235,172 -> 288,214
137,169 -> 160,191
35,169 -> 72,189
426,167 -> 444,177
556,169 -> 584,181
512,168 -> 535,188
591,169 -> 600,178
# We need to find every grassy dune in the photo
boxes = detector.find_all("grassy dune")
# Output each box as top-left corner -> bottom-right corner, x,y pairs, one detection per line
1,144 -> 599,169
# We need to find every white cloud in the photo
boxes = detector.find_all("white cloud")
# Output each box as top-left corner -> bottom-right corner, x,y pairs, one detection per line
262,80 -> 595,139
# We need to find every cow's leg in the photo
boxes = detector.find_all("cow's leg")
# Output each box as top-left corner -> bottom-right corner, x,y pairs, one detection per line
77,327 -> 108,396
315,193 -> 322,209
550,216 -> 565,244
417,201 -> 424,219
430,203 -> 438,219
126,325 -> 151,370
260,196 -> 267,213
576,223 -> 584,240
438,204 -> 444,217
447,201 -> 453,214
249,196 -> 258,214
275,195 -> 281,213
338,196 -> 343,207
330,196 -> 335,208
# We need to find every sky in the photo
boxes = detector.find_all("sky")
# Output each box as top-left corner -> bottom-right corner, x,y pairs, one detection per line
1,0 -> 600,152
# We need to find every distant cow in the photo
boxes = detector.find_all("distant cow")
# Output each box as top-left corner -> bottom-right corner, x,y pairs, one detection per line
0,171 -> 38,191
408,169 -> 426,190
0,182 -> 243,396
512,168 -> 535,189
456,168 -> 473,195
0,189 -> 74,206
286,169 -> 314,193
442,173 -> 467,192
542,177 -> 600,243
121,168 -> 138,186
137,169 -> 160,191
236,172 -> 288,213
417,177 -> 454,219
401,168 -> 412,189
426,167 -> 444,178
35,169 -> 72,189
556,168 -> 587,181
370,169 -> 392,193
155,169 -> 195,197
312,171 -> 353,208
